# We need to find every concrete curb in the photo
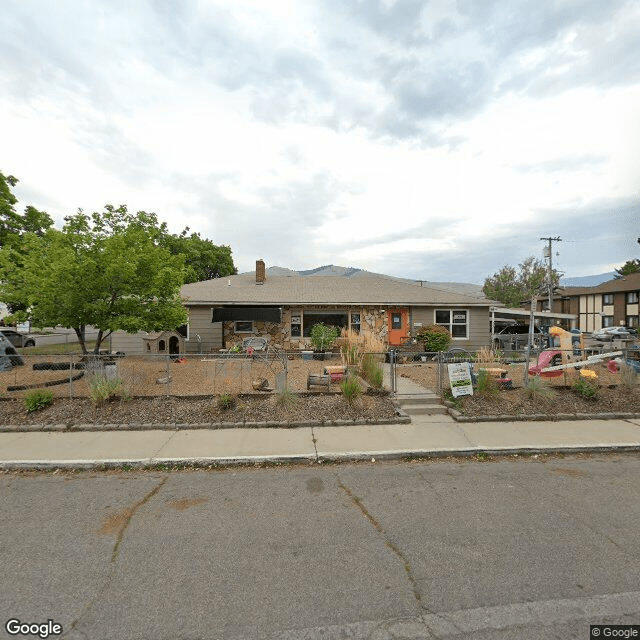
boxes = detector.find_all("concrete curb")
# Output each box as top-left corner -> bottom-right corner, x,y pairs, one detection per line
444,403 -> 640,423
3,443 -> 640,471
0,413 -> 411,433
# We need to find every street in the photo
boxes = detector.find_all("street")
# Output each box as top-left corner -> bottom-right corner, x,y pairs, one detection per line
2,454 -> 640,639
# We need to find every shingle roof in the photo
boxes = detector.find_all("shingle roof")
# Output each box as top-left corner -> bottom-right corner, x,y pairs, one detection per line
560,272 -> 640,296
181,272 -> 496,306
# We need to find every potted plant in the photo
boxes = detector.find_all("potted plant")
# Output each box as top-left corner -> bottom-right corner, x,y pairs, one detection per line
310,322 -> 340,360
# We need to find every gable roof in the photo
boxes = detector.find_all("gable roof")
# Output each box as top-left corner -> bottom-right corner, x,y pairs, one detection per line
182,272 -> 497,307
560,271 -> 640,296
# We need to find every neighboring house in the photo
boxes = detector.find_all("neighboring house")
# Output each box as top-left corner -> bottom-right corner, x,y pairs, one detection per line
179,260 -> 499,353
537,272 -> 640,332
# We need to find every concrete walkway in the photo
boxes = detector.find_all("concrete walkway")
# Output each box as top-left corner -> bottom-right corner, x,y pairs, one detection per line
1,372 -> 640,469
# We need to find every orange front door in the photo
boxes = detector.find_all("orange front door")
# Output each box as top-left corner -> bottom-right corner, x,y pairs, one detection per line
388,308 -> 409,346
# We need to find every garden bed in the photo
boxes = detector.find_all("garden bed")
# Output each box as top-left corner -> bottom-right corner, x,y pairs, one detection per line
0,391 -> 401,428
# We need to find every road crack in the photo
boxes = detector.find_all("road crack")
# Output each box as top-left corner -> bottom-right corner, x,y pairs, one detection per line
68,475 -> 168,635
337,477 -> 465,638
111,475 -> 168,562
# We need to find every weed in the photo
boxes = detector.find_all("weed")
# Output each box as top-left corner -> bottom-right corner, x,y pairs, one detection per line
217,393 -> 236,410
442,389 -> 462,410
360,353 -> 384,388
523,376 -> 558,400
619,362 -> 638,389
475,370 -> 500,399
24,389 -> 54,412
340,375 -> 362,403
89,375 -> 124,407
275,387 -> 298,408
572,378 -> 598,400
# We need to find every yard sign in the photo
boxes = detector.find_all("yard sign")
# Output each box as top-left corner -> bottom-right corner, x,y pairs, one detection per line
448,362 -> 473,397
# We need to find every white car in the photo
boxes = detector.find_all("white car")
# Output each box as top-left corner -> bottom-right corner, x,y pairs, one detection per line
592,327 -> 632,341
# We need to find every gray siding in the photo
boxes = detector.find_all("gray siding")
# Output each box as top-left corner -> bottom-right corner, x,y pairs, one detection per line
108,331 -> 149,355
410,306 -> 490,351
185,305 -> 222,353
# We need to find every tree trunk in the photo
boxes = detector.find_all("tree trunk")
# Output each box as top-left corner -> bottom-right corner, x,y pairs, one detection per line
74,327 -> 87,354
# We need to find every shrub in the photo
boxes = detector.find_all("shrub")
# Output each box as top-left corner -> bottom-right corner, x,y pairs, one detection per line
360,353 -> 384,388
416,324 -> 451,353
310,323 -> 340,351
24,389 -> 54,412
572,378 -> 598,400
275,387 -> 298,408
340,375 -> 362,403
523,376 -> 558,400
89,375 -> 124,407
217,393 -> 236,410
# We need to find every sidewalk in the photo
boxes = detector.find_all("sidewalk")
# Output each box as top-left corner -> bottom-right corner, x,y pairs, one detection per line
1,374 -> 640,469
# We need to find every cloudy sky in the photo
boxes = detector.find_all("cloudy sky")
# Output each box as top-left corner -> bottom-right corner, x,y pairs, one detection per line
2,0 -> 639,284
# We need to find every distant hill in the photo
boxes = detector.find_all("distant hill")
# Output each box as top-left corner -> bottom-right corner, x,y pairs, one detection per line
560,272 -> 615,287
240,264 -> 486,298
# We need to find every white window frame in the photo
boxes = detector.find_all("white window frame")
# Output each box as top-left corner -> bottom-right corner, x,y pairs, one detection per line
290,311 -> 302,338
234,321 -> 254,333
434,309 -> 469,340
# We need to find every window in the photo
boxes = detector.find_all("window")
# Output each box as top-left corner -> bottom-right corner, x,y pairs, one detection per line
350,313 -> 361,333
158,340 -> 166,351
302,312 -> 347,337
602,316 -> 614,328
290,314 -> 301,338
176,324 -> 189,340
391,312 -> 402,329
234,321 -> 253,333
602,294 -> 614,305
435,309 -> 468,339
626,291 -> 639,304
627,315 -> 639,328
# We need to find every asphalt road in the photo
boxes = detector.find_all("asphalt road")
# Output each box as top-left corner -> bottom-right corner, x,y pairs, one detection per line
2,455 -> 640,639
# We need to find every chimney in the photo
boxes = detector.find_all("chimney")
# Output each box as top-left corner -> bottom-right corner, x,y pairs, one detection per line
256,259 -> 266,285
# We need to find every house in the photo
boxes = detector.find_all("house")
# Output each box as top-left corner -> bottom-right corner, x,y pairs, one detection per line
179,260 -> 499,353
534,272 -> 640,332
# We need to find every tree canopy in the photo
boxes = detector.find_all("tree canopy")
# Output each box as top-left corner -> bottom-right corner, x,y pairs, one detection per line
0,171 -> 53,248
614,259 -> 640,278
160,228 -> 236,283
0,173 -> 236,351
0,205 -> 190,353
483,256 -> 560,307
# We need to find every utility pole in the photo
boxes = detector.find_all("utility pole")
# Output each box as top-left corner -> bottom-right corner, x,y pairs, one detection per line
540,236 -> 562,313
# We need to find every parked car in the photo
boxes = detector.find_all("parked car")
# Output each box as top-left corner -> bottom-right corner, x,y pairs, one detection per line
0,329 -> 36,348
592,327 -> 632,342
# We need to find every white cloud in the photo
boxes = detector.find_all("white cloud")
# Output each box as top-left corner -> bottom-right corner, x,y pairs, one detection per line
1,0 -> 639,282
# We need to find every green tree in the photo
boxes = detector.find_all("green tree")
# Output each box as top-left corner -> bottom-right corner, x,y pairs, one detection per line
483,256 -> 559,307
160,228 -> 235,283
0,172 -> 53,248
0,172 -> 54,315
0,205 -> 188,354
614,259 -> 640,279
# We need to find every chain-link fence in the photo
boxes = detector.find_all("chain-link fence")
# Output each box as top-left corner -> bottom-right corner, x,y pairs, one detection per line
386,345 -> 640,395
1,350 -> 396,399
